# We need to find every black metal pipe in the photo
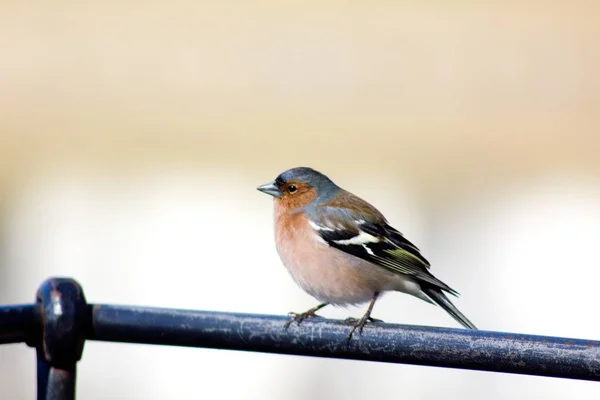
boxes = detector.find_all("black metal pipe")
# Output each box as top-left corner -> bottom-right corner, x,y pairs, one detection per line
2,278 -> 600,387
0,304 -> 35,345
90,305 -> 600,382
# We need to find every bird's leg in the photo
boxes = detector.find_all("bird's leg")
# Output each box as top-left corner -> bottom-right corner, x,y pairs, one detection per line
345,292 -> 380,341
284,303 -> 329,330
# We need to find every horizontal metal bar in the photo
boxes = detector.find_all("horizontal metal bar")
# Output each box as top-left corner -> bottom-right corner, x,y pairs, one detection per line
0,304 -> 35,345
89,304 -> 600,381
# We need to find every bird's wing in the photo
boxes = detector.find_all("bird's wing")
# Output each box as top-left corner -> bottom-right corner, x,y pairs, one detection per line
310,198 -> 457,295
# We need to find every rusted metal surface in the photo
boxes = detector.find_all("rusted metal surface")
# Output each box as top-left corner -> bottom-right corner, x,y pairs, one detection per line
90,305 -> 600,382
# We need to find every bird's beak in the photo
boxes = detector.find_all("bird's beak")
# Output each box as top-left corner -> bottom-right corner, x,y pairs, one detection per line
257,181 -> 283,198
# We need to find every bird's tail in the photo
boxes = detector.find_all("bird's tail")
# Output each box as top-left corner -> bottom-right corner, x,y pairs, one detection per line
422,287 -> 477,329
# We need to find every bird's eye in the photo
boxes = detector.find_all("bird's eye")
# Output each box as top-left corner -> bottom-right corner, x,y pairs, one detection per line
288,184 -> 297,193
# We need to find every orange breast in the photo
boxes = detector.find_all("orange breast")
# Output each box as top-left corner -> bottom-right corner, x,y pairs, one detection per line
273,201 -> 403,305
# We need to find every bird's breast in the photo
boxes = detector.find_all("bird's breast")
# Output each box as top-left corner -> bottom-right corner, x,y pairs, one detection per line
273,205 -> 407,305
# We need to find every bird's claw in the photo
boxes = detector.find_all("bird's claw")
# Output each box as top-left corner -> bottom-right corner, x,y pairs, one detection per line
344,316 -> 383,341
284,310 -> 322,330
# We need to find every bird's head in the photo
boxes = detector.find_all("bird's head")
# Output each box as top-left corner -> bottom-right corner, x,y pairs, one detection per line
257,167 -> 339,210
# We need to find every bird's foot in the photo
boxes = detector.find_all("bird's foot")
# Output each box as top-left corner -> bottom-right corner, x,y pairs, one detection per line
344,292 -> 382,341
284,310 -> 322,329
344,316 -> 382,341
284,303 -> 328,330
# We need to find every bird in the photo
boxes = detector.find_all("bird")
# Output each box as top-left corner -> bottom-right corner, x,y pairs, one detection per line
257,167 -> 476,340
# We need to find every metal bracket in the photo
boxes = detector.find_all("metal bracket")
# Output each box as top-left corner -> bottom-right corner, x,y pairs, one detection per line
32,278 -> 88,400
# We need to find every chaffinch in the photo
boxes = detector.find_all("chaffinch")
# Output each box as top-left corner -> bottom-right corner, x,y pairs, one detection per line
258,167 -> 476,340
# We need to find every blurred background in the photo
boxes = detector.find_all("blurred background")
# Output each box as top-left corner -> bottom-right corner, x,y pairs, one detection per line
1,1 -> 599,399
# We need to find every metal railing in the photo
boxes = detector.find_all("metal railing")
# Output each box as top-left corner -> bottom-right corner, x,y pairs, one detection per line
1,277 -> 599,399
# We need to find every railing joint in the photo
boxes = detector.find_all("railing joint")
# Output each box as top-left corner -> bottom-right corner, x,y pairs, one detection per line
34,277 -> 88,400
